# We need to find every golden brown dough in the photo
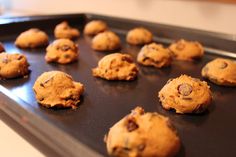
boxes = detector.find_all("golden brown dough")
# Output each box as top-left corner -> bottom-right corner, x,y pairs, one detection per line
158,75 -> 212,114
84,20 -> 108,36
92,53 -> 138,81
202,58 -> 236,86
15,28 -> 49,48
126,27 -> 153,45
105,106 -> 181,157
33,71 -> 84,109
45,39 -> 78,64
0,53 -> 29,79
169,39 -> 204,61
92,31 -> 121,51
54,21 -> 80,39
137,43 -> 172,68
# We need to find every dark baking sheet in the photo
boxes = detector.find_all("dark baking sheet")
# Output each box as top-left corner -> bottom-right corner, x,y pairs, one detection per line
0,13 -> 236,157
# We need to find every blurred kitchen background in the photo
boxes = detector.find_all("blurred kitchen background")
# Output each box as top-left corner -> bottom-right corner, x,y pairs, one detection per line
0,0 -> 236,34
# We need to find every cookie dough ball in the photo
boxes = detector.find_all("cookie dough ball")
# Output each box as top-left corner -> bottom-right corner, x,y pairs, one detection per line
92,31 -> 121,51
137,43 -> 172,68
202,58 -> 236,86
92,53 -> 138,81
45,39 -> 78,64
105,106 -> 181,157
159,75 -> 212,114
126,27 -> 153,45
0,42 -> 5,52
33,71 -> 84,109
169,39 -> 204,61
54,21 -> 80,39
15,28 -> 49,48
0,53 -> 29,79
84,20 -> 108,36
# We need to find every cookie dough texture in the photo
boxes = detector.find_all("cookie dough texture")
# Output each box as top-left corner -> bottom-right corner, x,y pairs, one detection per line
169,39 -> 204,61
54,21 -> 80,39
0,42 -> 5,52
33,71 -> 84,109
126,27 -> 153,45
137,43 -> 172,68
202,58 -> 236,86
45,39 -> 78,64
92,31 -> 121,51
159,75 -> 212,114
92,53 -> 138,81
15,28 -> 49,48
0,53 -> 29,79
105,106 -> 181,157
84,20 -> 108,36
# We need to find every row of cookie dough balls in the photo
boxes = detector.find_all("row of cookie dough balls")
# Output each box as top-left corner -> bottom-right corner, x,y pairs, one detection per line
32,70 -> 213,157
31,70 -> 217,157
34,71 -> 211,157
85,20 -> 205,62
33,70 -> 181,157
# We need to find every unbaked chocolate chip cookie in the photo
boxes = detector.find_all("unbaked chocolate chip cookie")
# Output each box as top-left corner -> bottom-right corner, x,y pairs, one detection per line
169,39 -> 204,61
15,28 -> 49,48
137,43 -> 172,68
202,58 -> 236,86
33,71 -> 84,109
0,53 -> 29,79
105,106 -> 181,157
84,20 -> 108,36
45,39 -> 78,64
54,21 -> 80,39
0,42 -> 5,52
92,31 -> 121,51
126,27 -> 153,45
92,53 -> 138,81
158,75 -> 212,114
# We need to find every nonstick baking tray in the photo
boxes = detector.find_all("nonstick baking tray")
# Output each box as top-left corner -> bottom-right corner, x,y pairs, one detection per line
0,13 -> 236,157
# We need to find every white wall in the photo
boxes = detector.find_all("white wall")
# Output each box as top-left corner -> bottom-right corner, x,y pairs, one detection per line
3,0 -> 236,34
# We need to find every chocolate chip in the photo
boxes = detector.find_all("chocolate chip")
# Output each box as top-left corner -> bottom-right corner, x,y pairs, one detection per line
121,56 -> 132,63
60,45 -> 71,51
127,119 -> 139,132
17,55 -> 23,60
123,147 -> 131,151
142,57 -> 148,62
182,97 -> 192,100
219,62 -> 228,69
64,54 -> 70,59
178,83 -> 193,96
40,82 -> 45,87
112,147 -> 117,153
